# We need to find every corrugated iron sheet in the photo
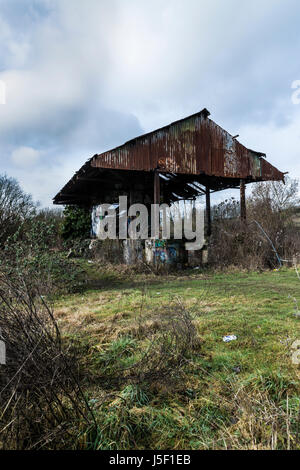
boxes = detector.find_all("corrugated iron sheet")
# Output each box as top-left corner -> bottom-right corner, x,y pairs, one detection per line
53,109 -> 285,205
90,109 -> 284,181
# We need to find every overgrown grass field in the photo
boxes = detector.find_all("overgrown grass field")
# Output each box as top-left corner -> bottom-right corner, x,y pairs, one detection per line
54,265 -> 300,450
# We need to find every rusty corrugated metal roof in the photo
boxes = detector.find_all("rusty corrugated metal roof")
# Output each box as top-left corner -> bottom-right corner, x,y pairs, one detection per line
53,108 -> 285,205
90,108 -> 283,180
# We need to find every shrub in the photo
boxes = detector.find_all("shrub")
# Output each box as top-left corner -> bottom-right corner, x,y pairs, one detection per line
0,271 -> 94,450
210,184 -> 300,270
94,303 -> 201,389
2,219 -> 83,295
60,206 -> 91,241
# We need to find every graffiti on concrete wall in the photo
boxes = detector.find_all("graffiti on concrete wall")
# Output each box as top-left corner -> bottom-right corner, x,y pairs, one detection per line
153,240 -> 180,264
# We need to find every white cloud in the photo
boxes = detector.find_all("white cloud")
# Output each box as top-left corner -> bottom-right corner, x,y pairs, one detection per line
238,109 -> 300,183
11,146 -> 42,167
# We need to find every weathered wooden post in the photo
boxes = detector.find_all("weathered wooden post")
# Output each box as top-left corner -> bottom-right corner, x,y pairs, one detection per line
153,170 -> 161,241
205,186 -> 212,237
154,170 -> 160,206
240,179 -> 246,220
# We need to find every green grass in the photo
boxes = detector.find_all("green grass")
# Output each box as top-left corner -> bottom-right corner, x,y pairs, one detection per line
55,264 -> 300,450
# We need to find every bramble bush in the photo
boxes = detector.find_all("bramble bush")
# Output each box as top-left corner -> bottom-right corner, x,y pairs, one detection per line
1,219 -> 84,295
210,178 -> 300,269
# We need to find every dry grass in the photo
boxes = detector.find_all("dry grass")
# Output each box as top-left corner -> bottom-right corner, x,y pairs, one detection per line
50,263 -> 300,450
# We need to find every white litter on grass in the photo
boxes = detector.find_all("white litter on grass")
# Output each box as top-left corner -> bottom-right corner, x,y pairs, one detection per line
223,335 -> 237,343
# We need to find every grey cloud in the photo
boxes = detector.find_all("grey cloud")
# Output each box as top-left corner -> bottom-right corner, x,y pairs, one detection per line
0,0 -> 299,206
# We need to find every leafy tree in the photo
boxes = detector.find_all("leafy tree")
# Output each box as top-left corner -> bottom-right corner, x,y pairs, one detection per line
60,205 -> 91,240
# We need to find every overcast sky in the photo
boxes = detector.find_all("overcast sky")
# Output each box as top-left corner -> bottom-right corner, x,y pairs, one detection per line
0,0 -> 300,207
